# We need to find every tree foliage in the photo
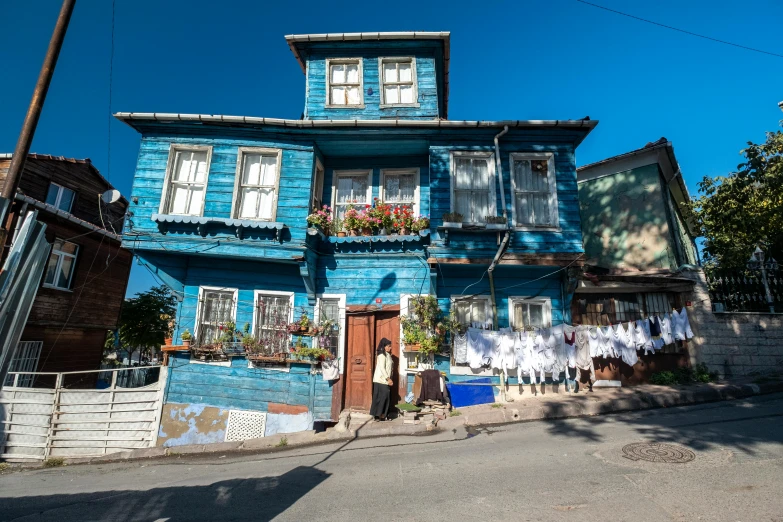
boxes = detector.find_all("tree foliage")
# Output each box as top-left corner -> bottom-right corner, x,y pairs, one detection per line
118,285 -> 178,354
684,129 -> 783,271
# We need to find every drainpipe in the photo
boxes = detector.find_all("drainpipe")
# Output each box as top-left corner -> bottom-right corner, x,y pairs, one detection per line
493,126 -> 509,222
488,232 -> 510,329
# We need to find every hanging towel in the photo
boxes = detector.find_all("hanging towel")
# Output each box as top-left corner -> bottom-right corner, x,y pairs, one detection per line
453,332 -> 468,364
497,331 -> 518,373
671,308 -> 694,341
587,326 -> 602,357
467,328 -> 492,369
515,331 -> 540,383
574,326 -> 596,381
564,325 -> 578,368
598,326 -> 614,358
633,319 -> 655,355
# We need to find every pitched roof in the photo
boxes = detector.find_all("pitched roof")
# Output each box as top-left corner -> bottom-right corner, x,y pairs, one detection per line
0,153 -> 128,205
284,32 -> 451,118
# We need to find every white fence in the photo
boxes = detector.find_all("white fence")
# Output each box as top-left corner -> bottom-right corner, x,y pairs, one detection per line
0,366 -> 167,461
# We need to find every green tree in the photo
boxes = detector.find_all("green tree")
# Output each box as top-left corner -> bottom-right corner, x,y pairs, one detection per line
118,285 -> 178,363
684,128 -> 783,271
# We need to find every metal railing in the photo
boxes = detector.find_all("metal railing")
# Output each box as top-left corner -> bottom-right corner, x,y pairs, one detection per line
707,272 -> 783,313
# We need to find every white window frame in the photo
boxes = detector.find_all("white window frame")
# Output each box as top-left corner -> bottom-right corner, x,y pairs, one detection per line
231,147 -> 283,221
449,294 -> 494,376
509,152 -> 560,230
378,57 -> 419,108
194,286 -> 238,351
378,168 -> 420,215
43,239 -> 79,291
315,294 -> 346,374
45,182 -> 75,212
325,58 -> 364,108
449,151 -> 497,225
311,157 -> 325,212
251,290 -> 295,372
159,144 -> 213,216
508,297 -> 552,331
330,170 -> 373,219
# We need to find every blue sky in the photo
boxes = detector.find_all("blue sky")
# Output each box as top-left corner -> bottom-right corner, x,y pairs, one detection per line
2,0 -> 782,297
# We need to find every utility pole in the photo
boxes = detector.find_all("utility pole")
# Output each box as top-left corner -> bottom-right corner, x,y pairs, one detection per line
1,0 -> 76,241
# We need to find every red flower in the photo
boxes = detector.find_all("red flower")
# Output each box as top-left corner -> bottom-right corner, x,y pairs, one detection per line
385,211 -> 390,215
365,204 -> 371,209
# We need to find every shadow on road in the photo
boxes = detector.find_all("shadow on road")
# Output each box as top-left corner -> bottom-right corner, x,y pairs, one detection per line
537,391 -> 783,455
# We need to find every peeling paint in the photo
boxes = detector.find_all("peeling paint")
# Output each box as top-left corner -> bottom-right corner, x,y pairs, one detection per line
158,403 -> 229,447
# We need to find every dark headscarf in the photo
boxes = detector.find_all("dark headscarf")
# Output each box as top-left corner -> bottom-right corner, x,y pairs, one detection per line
376,337 -> 392,355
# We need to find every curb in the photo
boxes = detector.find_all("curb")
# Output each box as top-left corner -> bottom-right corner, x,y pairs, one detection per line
17,380 -> 782,469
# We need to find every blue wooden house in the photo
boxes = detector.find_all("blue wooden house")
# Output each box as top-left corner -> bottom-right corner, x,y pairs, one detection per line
117,32 -> 597,445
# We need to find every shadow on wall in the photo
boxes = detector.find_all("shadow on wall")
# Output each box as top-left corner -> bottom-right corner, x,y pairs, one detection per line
0,466 -> 330,522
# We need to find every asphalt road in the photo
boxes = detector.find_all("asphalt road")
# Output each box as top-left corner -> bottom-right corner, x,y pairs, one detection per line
2,393 -> 783,522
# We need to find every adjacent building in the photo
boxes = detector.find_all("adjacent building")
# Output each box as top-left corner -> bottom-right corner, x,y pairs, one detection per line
575,138 -> 700,383
117,31 -> 598,444
0,154 -> 132,382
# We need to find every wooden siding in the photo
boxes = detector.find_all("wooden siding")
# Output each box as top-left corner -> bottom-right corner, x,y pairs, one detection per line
21,327 -> 106,376
166,354 -> 334,421
0,157 -> 127,228
302,40 -> 444,120
128,136 -> 316,256
429,140 -> 584,254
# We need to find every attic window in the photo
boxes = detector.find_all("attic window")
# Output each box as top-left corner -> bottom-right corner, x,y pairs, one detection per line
45,182 -> 75,212
326,59 -> 363,107
379,57 -> 418,107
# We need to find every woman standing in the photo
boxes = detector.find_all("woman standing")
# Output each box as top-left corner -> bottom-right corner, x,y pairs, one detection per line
370,338 -> 394,421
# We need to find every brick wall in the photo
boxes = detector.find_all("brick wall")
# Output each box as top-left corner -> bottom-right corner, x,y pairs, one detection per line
683,269 -> 783,377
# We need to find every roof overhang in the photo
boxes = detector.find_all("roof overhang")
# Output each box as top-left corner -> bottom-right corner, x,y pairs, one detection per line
114,112 -> 596,131
576,140 -> 697,236
284,32 -> 451,119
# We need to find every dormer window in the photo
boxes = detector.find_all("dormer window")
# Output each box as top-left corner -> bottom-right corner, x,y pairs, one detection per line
326,59 -> 363,107
45,182 -> 75,212
379,57 -> 417,107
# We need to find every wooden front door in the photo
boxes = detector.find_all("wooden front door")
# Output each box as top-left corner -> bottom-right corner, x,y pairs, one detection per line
374,311 -> 402,406
344,313 -> 375,411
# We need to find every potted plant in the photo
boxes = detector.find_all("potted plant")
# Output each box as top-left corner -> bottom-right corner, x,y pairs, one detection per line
442,212 -> 463,229
161,314 -> 175,346
485,215 -> 507,230
181,329 -> 192,348
411,215 -> 430,236
357,208 -> 374,236
343,205 -> 360,236
333,217 -> 347,238
306,205 -> 333,236
393,206 -> 414,235
372,200 -> 394,235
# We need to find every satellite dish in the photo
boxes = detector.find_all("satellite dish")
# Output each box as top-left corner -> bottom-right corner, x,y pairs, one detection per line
101,189 -> 122,204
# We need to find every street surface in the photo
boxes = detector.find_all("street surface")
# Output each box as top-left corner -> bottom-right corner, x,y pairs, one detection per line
2,393 -> 783,522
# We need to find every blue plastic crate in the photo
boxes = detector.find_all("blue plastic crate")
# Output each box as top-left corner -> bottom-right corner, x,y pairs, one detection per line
446,377 -> 495,408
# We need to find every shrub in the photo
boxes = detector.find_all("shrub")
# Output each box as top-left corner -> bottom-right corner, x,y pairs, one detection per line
650,371 -> 678,386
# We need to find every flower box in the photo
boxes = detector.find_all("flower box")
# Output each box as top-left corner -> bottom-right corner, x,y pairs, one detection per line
485,223 -> 507,230
442,222 -> 462,229
404,343 -> 421,352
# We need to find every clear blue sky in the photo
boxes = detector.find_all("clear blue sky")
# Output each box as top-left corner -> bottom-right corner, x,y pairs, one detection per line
2,0 -> 782,297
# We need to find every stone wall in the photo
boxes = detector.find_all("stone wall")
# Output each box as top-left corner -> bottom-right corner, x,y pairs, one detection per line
683,269 -> 783,377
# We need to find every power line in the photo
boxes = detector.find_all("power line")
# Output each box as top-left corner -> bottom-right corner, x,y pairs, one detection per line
575,0 -> 783,59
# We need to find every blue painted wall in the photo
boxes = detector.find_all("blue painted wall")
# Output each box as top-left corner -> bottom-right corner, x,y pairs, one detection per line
296,40 -> 446,120
166,353 -> 333,421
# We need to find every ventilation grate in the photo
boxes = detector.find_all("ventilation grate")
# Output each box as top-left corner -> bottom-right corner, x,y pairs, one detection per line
225,410 -> 267,442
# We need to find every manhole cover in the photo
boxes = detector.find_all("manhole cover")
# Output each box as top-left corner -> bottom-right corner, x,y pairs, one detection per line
621,442 -> 695,463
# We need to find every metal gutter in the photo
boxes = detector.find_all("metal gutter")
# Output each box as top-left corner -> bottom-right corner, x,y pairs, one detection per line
15,194 -> 122,242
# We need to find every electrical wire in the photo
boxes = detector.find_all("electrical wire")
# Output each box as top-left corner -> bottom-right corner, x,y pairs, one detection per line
576,0 -> 783,59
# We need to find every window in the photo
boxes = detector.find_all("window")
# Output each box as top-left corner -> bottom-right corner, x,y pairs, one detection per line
379,57 -> 417,106
326,59 -> 363,107
196,288 -> 237,346
451,152 -> 496,224
162,147 -> 210,216
332,170 -> 371,220
311,159 -> 325,212
233,148 -> 281,220
509,298 -> 552,331
315,295 -> 345,363
510,153 -> 559,228
43,239 -> 78,290
45,183 -> 75,212
380,169 -> 419,214
452,296 -> 492,329
253,291 -> 293,357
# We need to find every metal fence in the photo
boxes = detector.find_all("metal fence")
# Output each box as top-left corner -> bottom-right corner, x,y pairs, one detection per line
707,272 -> 783,312
0,366 -> 166,461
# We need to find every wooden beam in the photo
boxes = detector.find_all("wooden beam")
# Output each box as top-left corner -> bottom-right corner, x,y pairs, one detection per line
428,253 -> 585,267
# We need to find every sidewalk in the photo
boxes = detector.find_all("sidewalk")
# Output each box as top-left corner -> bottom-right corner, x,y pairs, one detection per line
36,377 -> 783,467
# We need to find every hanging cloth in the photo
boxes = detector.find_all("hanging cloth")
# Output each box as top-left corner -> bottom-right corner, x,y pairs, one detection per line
467,328 -> 492,369
563,325 -> 578,369
574,326 -> 596,381
598,326 -> 614,358
649,316 -> 665,350
515,330 -> 540,383
551,324 -> 568,377
671,308 -> 694,341
587,326 -> 602,357
659,313 -> 675,345
453,331 -> 468,364
613,322 -> 638,367
633,319 -> 655,355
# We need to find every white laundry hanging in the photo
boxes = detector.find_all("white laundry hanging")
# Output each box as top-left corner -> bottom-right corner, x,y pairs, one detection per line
671,308 -> 694,341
